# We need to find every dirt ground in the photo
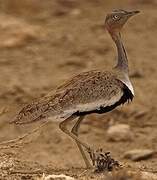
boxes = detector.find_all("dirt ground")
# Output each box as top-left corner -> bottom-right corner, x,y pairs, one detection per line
0,0 -> 157,179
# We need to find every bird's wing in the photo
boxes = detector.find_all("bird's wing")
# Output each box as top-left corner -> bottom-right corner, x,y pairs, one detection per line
12,70 -> 124,124
55,70 -> 124,117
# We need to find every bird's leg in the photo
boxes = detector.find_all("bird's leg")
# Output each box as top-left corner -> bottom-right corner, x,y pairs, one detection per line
71,116 -> 92,169
59,115 -> 119,171
59,115 -> 92,158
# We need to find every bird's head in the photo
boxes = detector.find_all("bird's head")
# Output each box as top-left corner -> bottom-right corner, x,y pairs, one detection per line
105,9 -> 140,34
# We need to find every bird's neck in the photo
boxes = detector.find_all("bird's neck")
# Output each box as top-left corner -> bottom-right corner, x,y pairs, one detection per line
111,32 -> 129,73
109,30 -> 134,95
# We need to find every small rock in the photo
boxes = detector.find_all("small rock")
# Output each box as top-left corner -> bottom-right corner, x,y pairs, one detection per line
141,172 -> 157,180
134,110 -> 148,119
40,173 -> 75,180
107,124 -> 133,142
0,107 -> 8,116
70,9 -> 81,16
124,149 -> 155,161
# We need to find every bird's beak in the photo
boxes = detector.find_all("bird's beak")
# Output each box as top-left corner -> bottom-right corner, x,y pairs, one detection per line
126,10 -> 140,17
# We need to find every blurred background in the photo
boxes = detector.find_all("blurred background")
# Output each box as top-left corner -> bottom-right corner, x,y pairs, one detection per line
0,0 -> 157,179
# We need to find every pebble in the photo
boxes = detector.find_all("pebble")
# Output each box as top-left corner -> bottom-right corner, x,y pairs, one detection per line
124,149 -> 155,161
41,173 -> 75,180
107,124 -> 133,142
70,9 -> 81,16
141,171 -> 157,180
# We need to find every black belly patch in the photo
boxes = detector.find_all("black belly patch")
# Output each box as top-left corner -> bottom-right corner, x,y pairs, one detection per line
73,85 -> 134,116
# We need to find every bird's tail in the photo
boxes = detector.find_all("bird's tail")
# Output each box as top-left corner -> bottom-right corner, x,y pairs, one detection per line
10,96 -> 59,125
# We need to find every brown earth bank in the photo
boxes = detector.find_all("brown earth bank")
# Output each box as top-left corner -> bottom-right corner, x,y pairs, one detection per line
0,0 -> 157,179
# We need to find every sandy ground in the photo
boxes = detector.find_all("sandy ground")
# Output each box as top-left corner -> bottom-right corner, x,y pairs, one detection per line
0,0 -> 157,179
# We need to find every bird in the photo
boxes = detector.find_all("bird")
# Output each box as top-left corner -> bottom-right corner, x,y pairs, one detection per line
12,9 -> 139,169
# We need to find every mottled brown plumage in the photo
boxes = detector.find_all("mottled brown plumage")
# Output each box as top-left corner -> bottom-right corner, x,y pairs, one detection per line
12,9 -> 139,169
13,70 -> 129,124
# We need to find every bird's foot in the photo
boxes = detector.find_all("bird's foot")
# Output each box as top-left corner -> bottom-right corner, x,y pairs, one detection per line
88,148 -> 120,172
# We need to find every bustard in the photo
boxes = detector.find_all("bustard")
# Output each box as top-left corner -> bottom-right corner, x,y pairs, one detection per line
12,10 -> 139,169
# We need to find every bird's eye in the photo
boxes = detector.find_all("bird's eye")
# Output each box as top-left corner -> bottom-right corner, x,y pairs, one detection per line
113,15 -> 120,20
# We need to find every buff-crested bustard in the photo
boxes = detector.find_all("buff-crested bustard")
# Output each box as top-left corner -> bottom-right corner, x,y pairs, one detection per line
12,10 -> 140,169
